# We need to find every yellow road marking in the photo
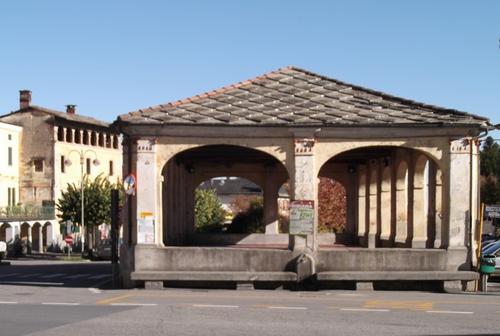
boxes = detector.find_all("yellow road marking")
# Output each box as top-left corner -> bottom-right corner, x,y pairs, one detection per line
96,293 -> 134,305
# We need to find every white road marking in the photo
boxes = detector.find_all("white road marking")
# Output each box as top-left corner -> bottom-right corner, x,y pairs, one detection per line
88,288 -> 102,294
192,304 -> 239,308
89,274 -> 110,280
0,301 -> 18,304
42,302 -> 80,306
110,303 -> 157,306
340,308 -> 390,312
426,310 -> 473,315
65,274 -> 91,279
18,273 -> 43,278
0,273 -> 20,278
39,273 -> 66,279
336,293 -> 365,297
0,281 -> 63,286
268,306 -> 308,310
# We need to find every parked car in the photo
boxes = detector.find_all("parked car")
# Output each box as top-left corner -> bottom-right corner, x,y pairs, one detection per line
91,240 -> 111,260
482,241 -> 500,276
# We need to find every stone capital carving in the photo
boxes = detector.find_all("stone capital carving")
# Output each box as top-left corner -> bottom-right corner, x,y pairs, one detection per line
294,138 -> 315,156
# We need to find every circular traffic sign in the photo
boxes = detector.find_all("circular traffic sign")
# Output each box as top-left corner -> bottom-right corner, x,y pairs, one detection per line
64,236 -> 74,245
123,174 -> 136,195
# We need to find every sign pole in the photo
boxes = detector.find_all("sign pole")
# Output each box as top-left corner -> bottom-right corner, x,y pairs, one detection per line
111,189 -> 120,288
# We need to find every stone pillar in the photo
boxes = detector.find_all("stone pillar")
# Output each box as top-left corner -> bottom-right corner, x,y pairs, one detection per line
412,155 -> 428,248
135,138 -> 158,245
291,136 -> 316,251
37,225 -> 43,252
395,159 -> 408,245
357,166 -> 368,246
5,226 -> 13,242
264,174 -> 280,234
380,161 -> 392,246
368,160 -> 379,248
448,139 -> 471,248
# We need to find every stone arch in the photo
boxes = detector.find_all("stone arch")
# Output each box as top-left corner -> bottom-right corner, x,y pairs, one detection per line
161,144 -> 290,246
316,145 -> 442,248
315,143 -> 443,178
20,222 -> 30,240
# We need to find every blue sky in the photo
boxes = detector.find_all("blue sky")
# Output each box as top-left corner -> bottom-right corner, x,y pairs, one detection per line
1,1 -> 499,138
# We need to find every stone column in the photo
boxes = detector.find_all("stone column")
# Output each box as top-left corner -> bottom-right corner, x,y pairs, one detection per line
380,161 -> 392,246
291,136 -> 317,251
264,174 -> 280,234
368,160 -> 379,248
357,166 -> 368,246
412,155 -> 428,248
37,225 -> 43,252
395,159 -> 408,245
448,139 -> 471,248
135,138 -> 158,245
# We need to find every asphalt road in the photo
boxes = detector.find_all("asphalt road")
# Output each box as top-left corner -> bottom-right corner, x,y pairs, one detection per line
1,260 -> 500,336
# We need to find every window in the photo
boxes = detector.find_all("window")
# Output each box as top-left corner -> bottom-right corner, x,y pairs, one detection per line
8,188 -> 11,207
74,130 -> 81,144
57,127 -> 64,141
8,134 -> 12,140
109,160 -> 114,176
61,155 -> 65,173
8,147 -> 12,166
12,188 -> 15,206
34,159 -> 43,172
86,158 -> 91,175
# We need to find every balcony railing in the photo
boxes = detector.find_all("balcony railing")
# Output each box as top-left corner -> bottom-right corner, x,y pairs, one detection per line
0,206 -> 55,221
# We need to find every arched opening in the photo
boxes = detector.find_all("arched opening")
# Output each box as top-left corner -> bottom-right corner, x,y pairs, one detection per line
112,135 -> 119,149
31,222 -> 42,252
317,177 -> 347,234
105,134 -> 112,148
57,127 -> 64,141
194,177 -> 264,234
20,222 -> 30,254
0,223 -> 13,243
43,222 -> 53,248
162,145 -> 289,246
98,133 -> 105,147
65,128 -> 73,143
83,131 -> 89,145
90,131 -> 97,146
74,129 -> 81,144
318,146 -> 441,248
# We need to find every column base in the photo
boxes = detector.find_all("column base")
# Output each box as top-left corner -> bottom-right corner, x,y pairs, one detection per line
145,281 -> 164,290
367,233 -> 376,248
411,238 -> 427,249
356,282 -> 374,291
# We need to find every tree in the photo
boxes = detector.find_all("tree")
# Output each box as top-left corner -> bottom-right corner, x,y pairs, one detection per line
318,177 -> 347,233
57,174 -> 122,249
480,136 -> 500,204
194,189 -> 225,232
227,197 -> 264,233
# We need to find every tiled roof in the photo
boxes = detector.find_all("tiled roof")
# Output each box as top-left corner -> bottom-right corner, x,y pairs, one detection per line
3,105 -> 110,128
118,66 -> 490,127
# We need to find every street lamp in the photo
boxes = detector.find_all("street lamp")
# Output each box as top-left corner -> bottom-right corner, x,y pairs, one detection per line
64,149 -> 100,252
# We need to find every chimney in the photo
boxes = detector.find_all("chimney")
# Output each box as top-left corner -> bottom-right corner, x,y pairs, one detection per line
66,104 -> 76,114
19,90 -> 31,109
